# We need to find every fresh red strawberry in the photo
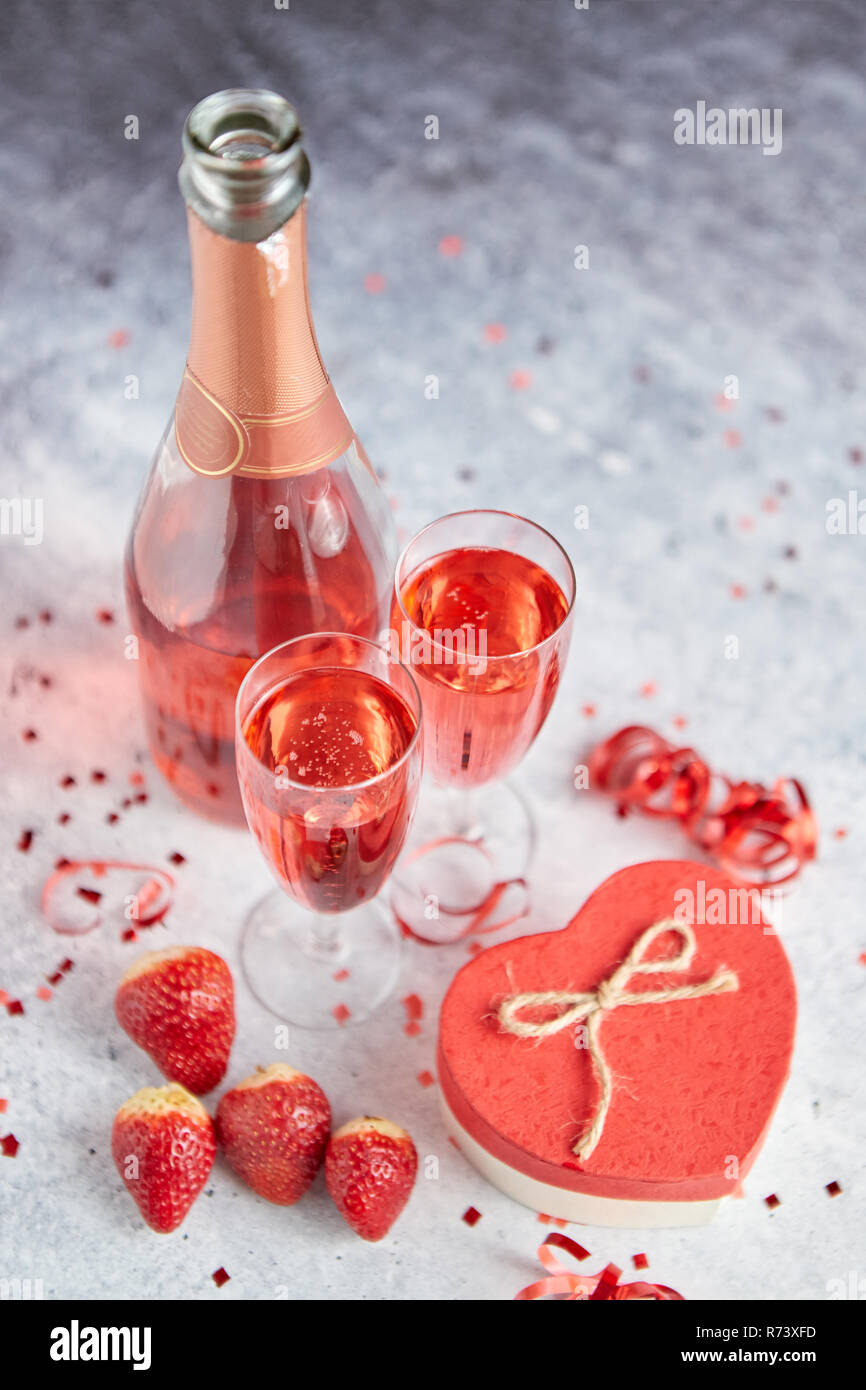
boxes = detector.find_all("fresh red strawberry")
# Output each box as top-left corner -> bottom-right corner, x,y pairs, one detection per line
325,1116 -> 417,1241
115,946 -> 235,1094
216,1063 -> 331,1205
111,1085 -> 216,1233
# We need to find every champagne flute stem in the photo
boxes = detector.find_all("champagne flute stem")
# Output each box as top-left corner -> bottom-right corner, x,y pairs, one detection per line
448,785 -> 482,841
304,912 -> 345,961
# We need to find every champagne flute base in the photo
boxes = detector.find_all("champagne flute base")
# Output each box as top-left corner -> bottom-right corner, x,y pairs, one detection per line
240,889 -> 403,1028
389,779 -> 534,944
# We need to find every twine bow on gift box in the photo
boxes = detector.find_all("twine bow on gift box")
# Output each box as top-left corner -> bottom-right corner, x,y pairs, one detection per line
497,918 -> 739,1162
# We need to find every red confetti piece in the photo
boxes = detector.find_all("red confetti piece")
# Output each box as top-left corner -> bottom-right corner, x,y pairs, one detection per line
60,959 -> 74,973
60,775 -> 76,788
6,1001 -> 24,1016
672,715 -> 688,730
107,328 -> 129,349
90,770 -> 107,783
47,972 -> 63,986
332,968 -> 350,982
632,1252 -> 649,1270
639,681 -> 657,698
537,1213 -> 552,1225
417,1070 -> 435,1088
106,813 -> 120,825
509,369 -> 533,391
439,235 -> 464,257
404,1020 -> 422,1037
96,609 -> 115,624
212,1267 -> 230,1288
723,428 -> 742,448
484,323 -> 507,343
364,272 -> 386,295
121,929 -> 138,943
333,1003 -> 351,1025
57,813 -> 71,826
77,887 -> 102,905
36,986 -> 52,1002
737,515 -> 755,532
0,992 -> 7,1006
849,447 -> 863,465
168,851 -> 186,865
833,828 -> 848,840
462,1206 -> 482,1227
859,952 -> 866,967
587,724 -> 817,888
714,393 -> 735,413
448,1135 -> 460,1149
0,1099 -> 6,1113
582,703 -> 597,717
764,1193 -> 781,1210
761,496 -> 780,513
1,1134 -> 20,1157
402,993 -> 424,1022
730,583 -> 747,599
552,1218 -> 568,1230
17,829 -> 35,852
129,771 -> 145,786
21,728 -> 38,742
466,941 -> 483,955
825,1181 -> 842,1197
14,616 -> 29,629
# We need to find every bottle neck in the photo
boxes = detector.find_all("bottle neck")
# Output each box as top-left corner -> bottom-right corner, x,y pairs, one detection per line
175,202 -> 353,480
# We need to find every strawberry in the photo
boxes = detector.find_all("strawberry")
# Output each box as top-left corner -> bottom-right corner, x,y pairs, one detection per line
325,1116 -> 417,1241
115,946 -> 235,1094
216,1064 -> 331,1205
112,1085 -> 216,1233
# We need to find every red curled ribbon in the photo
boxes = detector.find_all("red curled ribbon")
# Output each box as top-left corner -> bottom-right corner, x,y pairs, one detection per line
392,835 -> 530,945
587,726 -> 817,888
41,860 -> 175,936
515,1234 -> 684,1301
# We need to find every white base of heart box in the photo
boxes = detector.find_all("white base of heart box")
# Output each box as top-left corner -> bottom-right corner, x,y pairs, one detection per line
441,1092 -> 725,1228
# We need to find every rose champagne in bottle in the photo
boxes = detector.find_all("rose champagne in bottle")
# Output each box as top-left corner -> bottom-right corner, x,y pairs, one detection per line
125,90 -> 397,826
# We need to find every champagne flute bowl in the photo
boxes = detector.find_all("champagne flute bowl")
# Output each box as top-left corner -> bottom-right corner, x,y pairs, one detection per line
236,632 -> 423,1026
388,510 -> 575,942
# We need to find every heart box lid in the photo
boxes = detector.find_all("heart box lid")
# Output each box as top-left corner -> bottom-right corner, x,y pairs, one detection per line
438,860 -> 797,1205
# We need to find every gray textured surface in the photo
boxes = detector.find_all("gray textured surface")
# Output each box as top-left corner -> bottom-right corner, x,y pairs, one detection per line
1,0 -> 864,1300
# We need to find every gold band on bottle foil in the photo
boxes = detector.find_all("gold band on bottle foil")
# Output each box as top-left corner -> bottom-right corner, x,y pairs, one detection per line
175,369 -> 354,479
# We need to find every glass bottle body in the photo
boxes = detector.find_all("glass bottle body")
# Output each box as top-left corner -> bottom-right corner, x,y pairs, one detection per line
125,428 -> 396,825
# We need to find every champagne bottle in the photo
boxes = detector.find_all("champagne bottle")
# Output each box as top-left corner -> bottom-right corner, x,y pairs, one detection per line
125,90 -> 397,825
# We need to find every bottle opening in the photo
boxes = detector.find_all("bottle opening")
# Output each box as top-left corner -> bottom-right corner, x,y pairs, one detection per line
180,89 -> 310,241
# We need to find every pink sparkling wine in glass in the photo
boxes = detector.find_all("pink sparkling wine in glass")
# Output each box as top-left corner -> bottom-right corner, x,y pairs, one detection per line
240,666 -> 420,913
396,545 -> 571,785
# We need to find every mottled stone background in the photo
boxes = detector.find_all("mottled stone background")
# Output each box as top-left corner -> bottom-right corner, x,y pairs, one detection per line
1,0 -> 864,1300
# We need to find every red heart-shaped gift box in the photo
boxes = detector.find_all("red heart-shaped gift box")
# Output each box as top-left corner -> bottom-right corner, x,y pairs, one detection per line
438,861 -> 796,1227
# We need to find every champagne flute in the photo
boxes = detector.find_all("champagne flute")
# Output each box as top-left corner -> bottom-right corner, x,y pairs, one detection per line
388,510 -> 575,942
236,632 -> 423,1026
